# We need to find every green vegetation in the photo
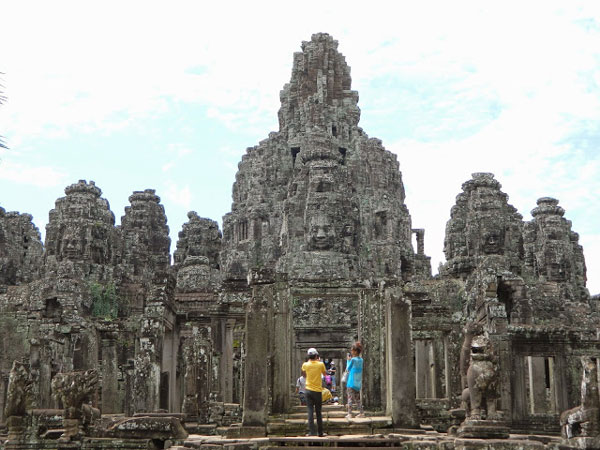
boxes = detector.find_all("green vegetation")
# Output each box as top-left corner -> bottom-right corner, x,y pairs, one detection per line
90,282 -> 127,320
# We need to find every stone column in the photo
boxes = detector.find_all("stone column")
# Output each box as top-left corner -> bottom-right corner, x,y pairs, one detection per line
181,333 -> 210,423
385,287 -> 418,427
213,317 -> 235,403
133,335 -> 161,413
242,269 -> 273,427
271,287 -> 289,414
511,354 -> 527,422
101,334 -> 119,413
360,289 -> 383,408
415,340 -> 430,398
39,341 -> 54,408
0,373 -> 7,424
412,229 -> 425,255
223,319 -> 235,403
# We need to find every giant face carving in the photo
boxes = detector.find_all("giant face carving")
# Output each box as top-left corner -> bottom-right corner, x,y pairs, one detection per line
59,226 -> 83,261
307,213 -> 335,251
481,225 -> 505,255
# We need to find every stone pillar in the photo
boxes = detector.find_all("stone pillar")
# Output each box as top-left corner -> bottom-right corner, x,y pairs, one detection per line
553,354 -> 569,414
415,340 -> 431,398
271,288 -> 289,414
181,332 -> 210,423
385,287 -> 418,427
527,356 -> 546,413
133,335 -> 161,413
39,342 -> 53,408
511,354 -> 527,422
101,334 -> 119,413
0,372 -> 7,424
360,289 -> 383,409
212,317 -> 235,403
223,319 -> 235,403
242,269 -> 272,427
412,229 -> 425,255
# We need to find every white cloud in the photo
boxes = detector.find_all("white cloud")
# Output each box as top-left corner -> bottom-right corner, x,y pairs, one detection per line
0,160 -> 67,188
164,181 -> 192,209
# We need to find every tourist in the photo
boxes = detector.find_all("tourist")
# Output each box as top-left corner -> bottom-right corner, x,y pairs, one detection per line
296,372 -> 306,405
329,361 -> 337,391
302,347 -> 327,436
345,342 -> 364,419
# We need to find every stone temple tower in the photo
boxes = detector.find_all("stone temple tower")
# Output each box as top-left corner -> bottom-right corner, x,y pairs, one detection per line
220,33 -> 428,426
221,33 -> 429,284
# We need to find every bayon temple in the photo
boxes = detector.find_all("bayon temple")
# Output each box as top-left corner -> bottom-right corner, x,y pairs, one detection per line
1,33 -> 599,449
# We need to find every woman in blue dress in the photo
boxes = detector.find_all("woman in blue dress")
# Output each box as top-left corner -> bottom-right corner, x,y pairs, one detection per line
345,341 -> 364,418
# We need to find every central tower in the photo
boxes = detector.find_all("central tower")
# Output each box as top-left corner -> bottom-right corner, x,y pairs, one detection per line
222,33 -> 429,284
221,33 -> 427,426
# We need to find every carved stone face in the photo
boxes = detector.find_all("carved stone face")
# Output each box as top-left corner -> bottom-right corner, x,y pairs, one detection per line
547,261 -> 567,282
481,228 -> 504,255
307,213 -> 335,251
59,226 -> 83,260
470,334 -> 491,361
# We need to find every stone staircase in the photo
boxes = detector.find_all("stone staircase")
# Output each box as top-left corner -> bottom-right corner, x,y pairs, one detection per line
265,404 -> 393,436
168,405 -> 563,449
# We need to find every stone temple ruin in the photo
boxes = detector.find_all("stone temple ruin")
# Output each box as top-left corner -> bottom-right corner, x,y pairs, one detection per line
0,33 -> 599,449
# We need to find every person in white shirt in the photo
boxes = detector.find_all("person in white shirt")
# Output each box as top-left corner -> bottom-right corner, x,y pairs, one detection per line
296,374 -> 307,405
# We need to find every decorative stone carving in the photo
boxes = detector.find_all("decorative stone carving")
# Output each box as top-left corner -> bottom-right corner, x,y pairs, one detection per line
174,212 -> 221,269
560,356 -> 600,447
526,197 -> 588,301
43,180 -> 116,281
221,33 -> 428,283
459,322 -> 483,412
51,369 -> 99,441
457,329 -> 508,439
4,360 -> 32,418
174,213 -> 222,292
442,173 -> 523,278
306,212 -> 335,251
465,333 -> 498,420
120,189 -> 171,284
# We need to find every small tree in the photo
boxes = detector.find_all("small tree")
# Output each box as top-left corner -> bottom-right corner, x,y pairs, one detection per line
90,282 -> 125,320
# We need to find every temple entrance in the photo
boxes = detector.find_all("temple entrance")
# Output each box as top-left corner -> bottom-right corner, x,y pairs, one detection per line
293,328 -> 355,404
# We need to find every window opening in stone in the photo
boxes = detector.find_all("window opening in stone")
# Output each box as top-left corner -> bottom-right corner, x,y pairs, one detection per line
332,125 -> 338,137
401,256 -> 413,281
497,279 -> 513,323
338,147 -> 346,164
237,220 -> 248,241
525,356 -> 556,414
73,340 -> 85,370
315,180 -> 332,193
43,297 -> 62,319
159,371 -> 169,411
415,339 -> 446,399
291,147 -> 300,166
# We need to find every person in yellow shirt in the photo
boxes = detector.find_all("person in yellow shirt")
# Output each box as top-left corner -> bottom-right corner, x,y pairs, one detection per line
301,347 -> 327,436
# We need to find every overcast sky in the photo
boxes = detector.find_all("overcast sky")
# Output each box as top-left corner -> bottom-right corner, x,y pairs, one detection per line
1,1 -> 599,294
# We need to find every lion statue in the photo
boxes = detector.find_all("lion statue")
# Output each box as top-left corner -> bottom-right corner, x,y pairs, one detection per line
560,356 -> 600,439
4,361 -> 32,418
461,331 -> 499,420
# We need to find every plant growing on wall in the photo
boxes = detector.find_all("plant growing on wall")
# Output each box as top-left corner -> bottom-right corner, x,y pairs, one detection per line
90,282 -> 126,320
